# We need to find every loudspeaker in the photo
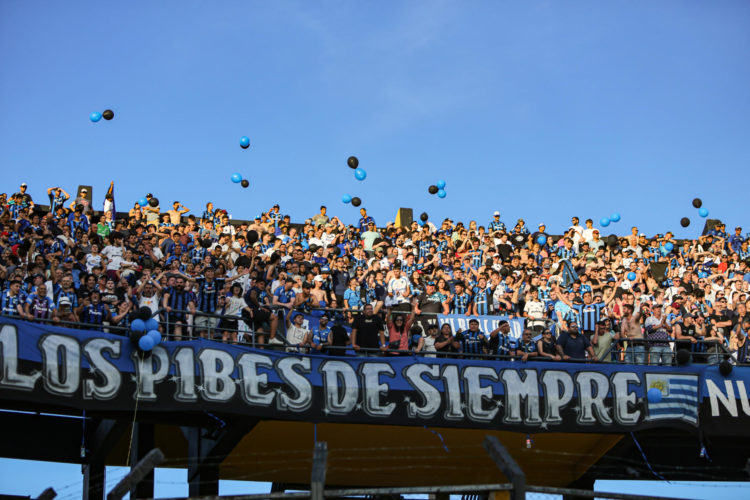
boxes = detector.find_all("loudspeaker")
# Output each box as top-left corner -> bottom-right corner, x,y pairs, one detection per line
395,208 -> 413,228
702,218 -> 723,236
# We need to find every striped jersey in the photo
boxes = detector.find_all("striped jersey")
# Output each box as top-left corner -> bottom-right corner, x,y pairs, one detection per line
572,302 -> 607,332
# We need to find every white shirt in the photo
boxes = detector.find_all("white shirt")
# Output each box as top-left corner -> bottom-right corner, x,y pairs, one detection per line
387,277 -> 410,304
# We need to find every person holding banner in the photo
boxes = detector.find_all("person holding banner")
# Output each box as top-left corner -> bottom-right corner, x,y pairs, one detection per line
385,309 -> 414,354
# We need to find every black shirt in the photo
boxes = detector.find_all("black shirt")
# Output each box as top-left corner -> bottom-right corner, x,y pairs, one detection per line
352,314 -> 384,349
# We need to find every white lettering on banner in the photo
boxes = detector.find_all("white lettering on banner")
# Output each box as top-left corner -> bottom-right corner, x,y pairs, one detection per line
403,364 -> 441,418
0,325 -> 41,390
199,349 -> 237,402
237,353 -> 274,406
541,370 -> 574,424
276,357 -> 312,412
441,365 -> 464,420
707,379 -> 737,417
320,360 -> 358,415
576,372 -> 612,425
360,363 -> 396,417
132,346 -> 169,401
463,366 -> 499,422
40,335 -> 80,396
173,347 -> 197,401
611,372 -> 640,425
4,322 -> 736,430
83,338 -> 121,400
501,369 -> 541,425
736,381 -> 750,416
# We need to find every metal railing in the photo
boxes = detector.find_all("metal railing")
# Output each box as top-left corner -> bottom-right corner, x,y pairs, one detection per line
2,307 -> 744,366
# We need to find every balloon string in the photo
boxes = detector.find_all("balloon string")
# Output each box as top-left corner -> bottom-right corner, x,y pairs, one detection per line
629,432 -> 669,482
125,352 -> 143,467
424,425 -> 449,454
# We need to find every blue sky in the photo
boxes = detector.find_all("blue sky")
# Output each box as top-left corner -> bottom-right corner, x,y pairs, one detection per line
1,1 -> 749,236
2,1 -> 750,497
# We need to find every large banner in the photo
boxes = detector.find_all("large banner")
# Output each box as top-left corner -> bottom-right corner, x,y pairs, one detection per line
0,318 -> 748,436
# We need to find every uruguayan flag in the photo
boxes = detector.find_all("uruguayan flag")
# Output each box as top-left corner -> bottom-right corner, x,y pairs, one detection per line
645,373 -> 699,425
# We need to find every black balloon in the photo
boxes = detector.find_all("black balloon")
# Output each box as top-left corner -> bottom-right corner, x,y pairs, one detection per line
347,156 -> 359,169
676,349 -> 691,366
420,212 -> 428,222
148,197 -> 159,207
719,359 -> 733,377
102,109 -> 114,120
129,330 -> 144,345
136,306 -> 152,321
428,185 -> 438,195
246,230 -> 259,245
680,217 -> 690,228
241,179 -> 249,188
607,234 -> 618,247
692,198 -> 702,209
351,197 -> 361,207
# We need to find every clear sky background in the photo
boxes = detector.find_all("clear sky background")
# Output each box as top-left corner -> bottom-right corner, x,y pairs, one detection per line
2,1 -> 750,498
2,1 -> 749,237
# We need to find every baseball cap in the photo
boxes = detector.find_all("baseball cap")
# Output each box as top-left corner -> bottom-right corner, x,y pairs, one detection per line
320,265 -> 331,273
81,188 -> 88,193
20,183 -> 27,187
313,275 -> 324,282
538,223 -> 545,227
493,211 -> 500,216
425,280 -> 436,286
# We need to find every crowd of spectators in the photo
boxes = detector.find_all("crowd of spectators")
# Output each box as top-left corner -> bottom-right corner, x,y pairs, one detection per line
1,182 -> 749,365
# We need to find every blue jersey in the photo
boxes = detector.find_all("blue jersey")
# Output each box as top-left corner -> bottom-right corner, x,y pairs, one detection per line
344,288 -> 362,308
451,292 -> 471,314
311,327 -> 331,350
557,247 -> 576,260
489,220 -> 506,232
472,286 -> 492,315
459,329 -> 485,355
572,302 -> 607,332
81,303 -> 109,329
490,333 -> 515,357
2,291 -> 24,316
195,277 -> 226,313
274,286 -> 296,305
166,287 -> 195,319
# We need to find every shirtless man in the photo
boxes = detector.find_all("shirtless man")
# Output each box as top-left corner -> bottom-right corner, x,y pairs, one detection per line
167,201 -> 190,225
619,303 -> 645,364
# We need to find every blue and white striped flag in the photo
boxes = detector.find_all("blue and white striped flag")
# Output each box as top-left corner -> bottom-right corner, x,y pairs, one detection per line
645,373 -> 699,425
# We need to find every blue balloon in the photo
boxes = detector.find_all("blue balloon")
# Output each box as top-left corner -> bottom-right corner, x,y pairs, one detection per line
231,173 -> 242,183
537,235 -> 547,246
437,189 -> 447,198
89,112 -> 102,122
665,242 -> 674,252
145,317 -> 159,332
627,271 -> 637,281
600,217 -> 610,227
130,319 -> 146,332
417,218 -> 425,226
138,334 -> 155,351
341,194 -> 352,204
147,329 -> 161,346
698,207 -> 709,217
137,197 -> 148,207
610,212 -> 621,222
436,180 -> 446,189
354,168 -> 367,181
647,387 -> 662,404
239,136 -> 250,148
